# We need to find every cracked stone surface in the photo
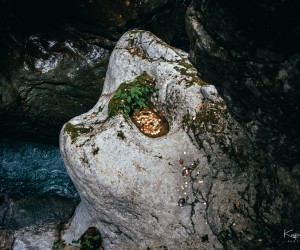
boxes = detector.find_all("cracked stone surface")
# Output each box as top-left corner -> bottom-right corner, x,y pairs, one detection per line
183,2 -> 300,248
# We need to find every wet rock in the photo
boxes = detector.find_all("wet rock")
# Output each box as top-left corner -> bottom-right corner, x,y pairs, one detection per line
0,0 -> 190,141
0,138 -> 79,230
186,0 -> 300,167
0,32 -> 110,141
0,229 -> 14,250
0,196 -> 78,230
186,0 -> 300,248
13,223 -> 60,250
60,30 -> 224,249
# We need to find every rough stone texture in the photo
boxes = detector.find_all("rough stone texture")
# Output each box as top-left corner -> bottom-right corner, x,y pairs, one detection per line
0,229 -> 14,249
185,1 -> 300,249
186,0 -> 300,167
0,194 -> 78,230
13,223 -> 59,250
0,32 -> 110,141
63,246 -> 80,250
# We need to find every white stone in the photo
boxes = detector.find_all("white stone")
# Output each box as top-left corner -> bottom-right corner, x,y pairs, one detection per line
60,30 -> 223,249
13,223 -> 58,250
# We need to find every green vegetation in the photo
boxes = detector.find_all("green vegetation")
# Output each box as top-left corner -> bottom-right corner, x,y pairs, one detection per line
81,234 -> 101,249
178,61 -> 194,69
72,227 -> 103,250
182,99 -> 227,132
108,72 -> 158,117
64,122 -> 92,143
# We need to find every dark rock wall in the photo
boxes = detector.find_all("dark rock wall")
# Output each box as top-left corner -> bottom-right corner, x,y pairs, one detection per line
0,32 -> 110,141
186,0 -> 300,249
186,0 -> 300,167
0,0 -> 189,141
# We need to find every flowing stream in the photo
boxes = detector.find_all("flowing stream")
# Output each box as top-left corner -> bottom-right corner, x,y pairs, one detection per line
0,138 -> 79,229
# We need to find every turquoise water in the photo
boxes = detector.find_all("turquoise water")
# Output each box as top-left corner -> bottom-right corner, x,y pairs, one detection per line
0,138 -> 79,229
0,138 -> 78,198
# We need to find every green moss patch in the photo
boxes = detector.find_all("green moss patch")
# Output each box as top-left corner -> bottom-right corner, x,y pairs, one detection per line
174,60 -> 208,87
178,61 -> 194,69
71,227 -> 103,250
64,122 -> 92,143
183,100 -> 228,134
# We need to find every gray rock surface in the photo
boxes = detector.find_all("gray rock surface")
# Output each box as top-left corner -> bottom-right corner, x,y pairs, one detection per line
60,30 -> 227,249
60,30 -> 287,249
0,229 -> 14,249
59,28 -> 300,249
13,223 -> 59,250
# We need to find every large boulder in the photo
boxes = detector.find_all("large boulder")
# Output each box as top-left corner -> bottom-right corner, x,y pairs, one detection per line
60,30 -> 221,249
59,30 -> 292,249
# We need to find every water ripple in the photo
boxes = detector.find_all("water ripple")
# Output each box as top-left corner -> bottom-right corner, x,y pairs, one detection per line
0,138 -> 78,199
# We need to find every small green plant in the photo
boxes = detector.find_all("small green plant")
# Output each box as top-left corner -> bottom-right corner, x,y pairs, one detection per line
108,72 -> 158,117
81,234 -> 101,249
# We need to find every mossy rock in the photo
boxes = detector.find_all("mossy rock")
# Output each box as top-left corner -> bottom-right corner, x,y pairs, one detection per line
64,122 -> 92,143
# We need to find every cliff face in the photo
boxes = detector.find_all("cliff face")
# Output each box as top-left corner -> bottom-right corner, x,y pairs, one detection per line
184,1 -> 300,247
186,0 -> 300,167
